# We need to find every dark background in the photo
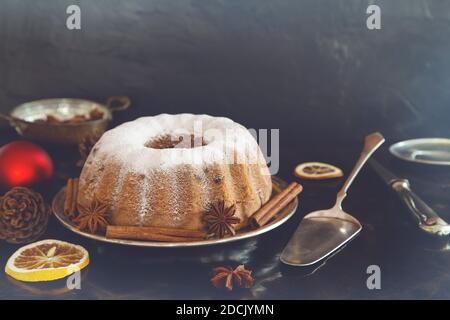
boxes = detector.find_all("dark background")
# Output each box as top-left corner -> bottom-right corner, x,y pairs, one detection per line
1,0 -> 450,143
1,0 -> 450,300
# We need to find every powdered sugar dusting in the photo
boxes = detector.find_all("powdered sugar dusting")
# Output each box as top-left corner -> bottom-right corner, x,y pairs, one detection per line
94,114 -> 264,174
167,168 -> 182,223
138,176 -> 151,224
196,166 -> 211,209
110,165 -> 126,212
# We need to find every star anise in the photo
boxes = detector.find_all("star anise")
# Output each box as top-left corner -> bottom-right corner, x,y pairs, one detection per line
74,197 -> 110,234
203,200 -> 240,238
211,265 -> 255,291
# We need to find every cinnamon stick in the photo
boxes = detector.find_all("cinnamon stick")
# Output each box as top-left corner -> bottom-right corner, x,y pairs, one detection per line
70,178 -> 79,217
251,182 -> 303,228
250,182 -> 297,224
64,178 -> 80,217
64,178 -> 74,216
106,225 -> 207,242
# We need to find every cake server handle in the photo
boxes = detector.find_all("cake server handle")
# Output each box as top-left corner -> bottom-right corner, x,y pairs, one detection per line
391,179 -> 450,236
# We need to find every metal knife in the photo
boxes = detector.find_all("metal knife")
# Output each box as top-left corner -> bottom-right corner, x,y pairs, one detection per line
370,159 -> 450,236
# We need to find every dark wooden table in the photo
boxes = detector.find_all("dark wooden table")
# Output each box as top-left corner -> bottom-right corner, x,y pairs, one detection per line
1,126 -> 450,300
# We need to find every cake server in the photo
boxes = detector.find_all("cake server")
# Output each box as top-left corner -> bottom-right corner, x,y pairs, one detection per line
280,132 -> 385,266
370,159 -> 450,236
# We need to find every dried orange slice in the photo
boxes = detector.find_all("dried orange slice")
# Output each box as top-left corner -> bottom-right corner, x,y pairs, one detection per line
5,239 -> 89,282
294,162 -> 343,180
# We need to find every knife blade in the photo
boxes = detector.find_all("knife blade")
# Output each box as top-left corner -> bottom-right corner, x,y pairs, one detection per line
369,159 -> 450,236
369,158 -> 399,185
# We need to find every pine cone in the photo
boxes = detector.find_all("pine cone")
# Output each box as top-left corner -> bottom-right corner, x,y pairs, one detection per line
0,187 -> 49,244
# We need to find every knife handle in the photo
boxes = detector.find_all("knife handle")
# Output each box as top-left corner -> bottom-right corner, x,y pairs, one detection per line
391,179 -> 440,227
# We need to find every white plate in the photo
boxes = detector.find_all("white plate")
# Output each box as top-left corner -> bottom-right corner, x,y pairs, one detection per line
390,138 -> 450,165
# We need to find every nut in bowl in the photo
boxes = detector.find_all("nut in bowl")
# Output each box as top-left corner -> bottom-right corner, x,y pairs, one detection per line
0,96 -> 130,145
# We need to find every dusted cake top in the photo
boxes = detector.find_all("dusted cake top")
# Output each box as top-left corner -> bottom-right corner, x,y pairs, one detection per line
86,113 -> 267,173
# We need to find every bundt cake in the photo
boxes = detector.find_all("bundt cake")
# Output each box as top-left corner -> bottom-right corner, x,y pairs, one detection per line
77,114 -> 272,232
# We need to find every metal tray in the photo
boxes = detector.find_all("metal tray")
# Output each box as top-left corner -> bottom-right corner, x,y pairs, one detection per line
0,97 -> 130,145
52,176 -> 299,248
390,138 -> 450,166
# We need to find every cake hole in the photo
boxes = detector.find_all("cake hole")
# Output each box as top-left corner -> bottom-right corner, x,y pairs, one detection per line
145,134 -> 206,149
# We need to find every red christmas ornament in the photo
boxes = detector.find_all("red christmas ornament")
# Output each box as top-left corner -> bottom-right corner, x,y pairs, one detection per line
0,141 -> 53,189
